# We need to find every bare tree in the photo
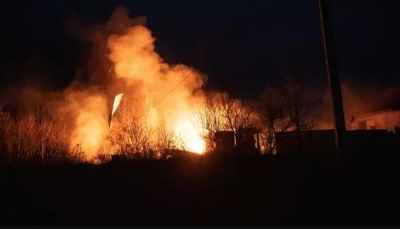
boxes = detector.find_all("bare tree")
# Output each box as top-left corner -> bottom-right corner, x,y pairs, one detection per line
193,92 -> 256,153
0,94 -> 108,165
193,92 -> 228,152
154,120 -> 179,158
109,95 -> 153,157
218,92 -> 254,132
256,86 -> 291,154
0,114 -> 13,164
283,68 -> 321,131
281,68 -> 322,151
46,104 -> 77,164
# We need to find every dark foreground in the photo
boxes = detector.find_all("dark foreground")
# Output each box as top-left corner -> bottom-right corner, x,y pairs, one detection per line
0,151 -> 399,224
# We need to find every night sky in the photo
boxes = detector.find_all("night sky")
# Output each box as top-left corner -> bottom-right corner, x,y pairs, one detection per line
1,0 -> 400,99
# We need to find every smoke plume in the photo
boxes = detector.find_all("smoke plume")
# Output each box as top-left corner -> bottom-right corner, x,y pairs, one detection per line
66,6 -> 208,158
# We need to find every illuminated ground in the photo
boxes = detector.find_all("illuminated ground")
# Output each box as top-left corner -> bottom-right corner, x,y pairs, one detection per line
0,152 -> 399,224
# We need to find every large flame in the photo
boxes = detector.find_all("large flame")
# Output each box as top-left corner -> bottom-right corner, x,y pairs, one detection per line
66,7 -> 209,159
67,89 -> 109,159
107,23 -> 207,154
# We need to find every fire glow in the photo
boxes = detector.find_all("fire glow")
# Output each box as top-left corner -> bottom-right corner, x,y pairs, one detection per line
71,7 -> 207,159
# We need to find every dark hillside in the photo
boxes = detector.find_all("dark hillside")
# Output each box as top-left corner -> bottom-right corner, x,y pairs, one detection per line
0,152 -> 399,224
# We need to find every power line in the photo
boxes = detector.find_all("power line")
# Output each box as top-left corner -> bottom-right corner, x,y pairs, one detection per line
81,71 -> 193,153
138,71 -> 192,119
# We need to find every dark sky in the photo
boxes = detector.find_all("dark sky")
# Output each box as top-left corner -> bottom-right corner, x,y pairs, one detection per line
1,0 -> 400,99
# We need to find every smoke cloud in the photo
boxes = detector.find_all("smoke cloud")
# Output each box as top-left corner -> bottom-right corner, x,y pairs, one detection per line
63,6 -> 208,158
64,86 -> 109,159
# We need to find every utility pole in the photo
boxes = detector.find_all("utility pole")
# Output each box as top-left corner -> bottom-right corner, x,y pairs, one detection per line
318,0 -> 347,161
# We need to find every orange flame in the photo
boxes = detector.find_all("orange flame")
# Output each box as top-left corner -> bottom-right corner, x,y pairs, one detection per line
67,89 -> 109,159
67,8 -> 209,160
107,24 -> 207,155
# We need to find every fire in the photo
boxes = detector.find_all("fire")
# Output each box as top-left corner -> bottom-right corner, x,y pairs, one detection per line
68,6 -> 208,159
175,119 -> 206,154
67,89 -> 109,159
